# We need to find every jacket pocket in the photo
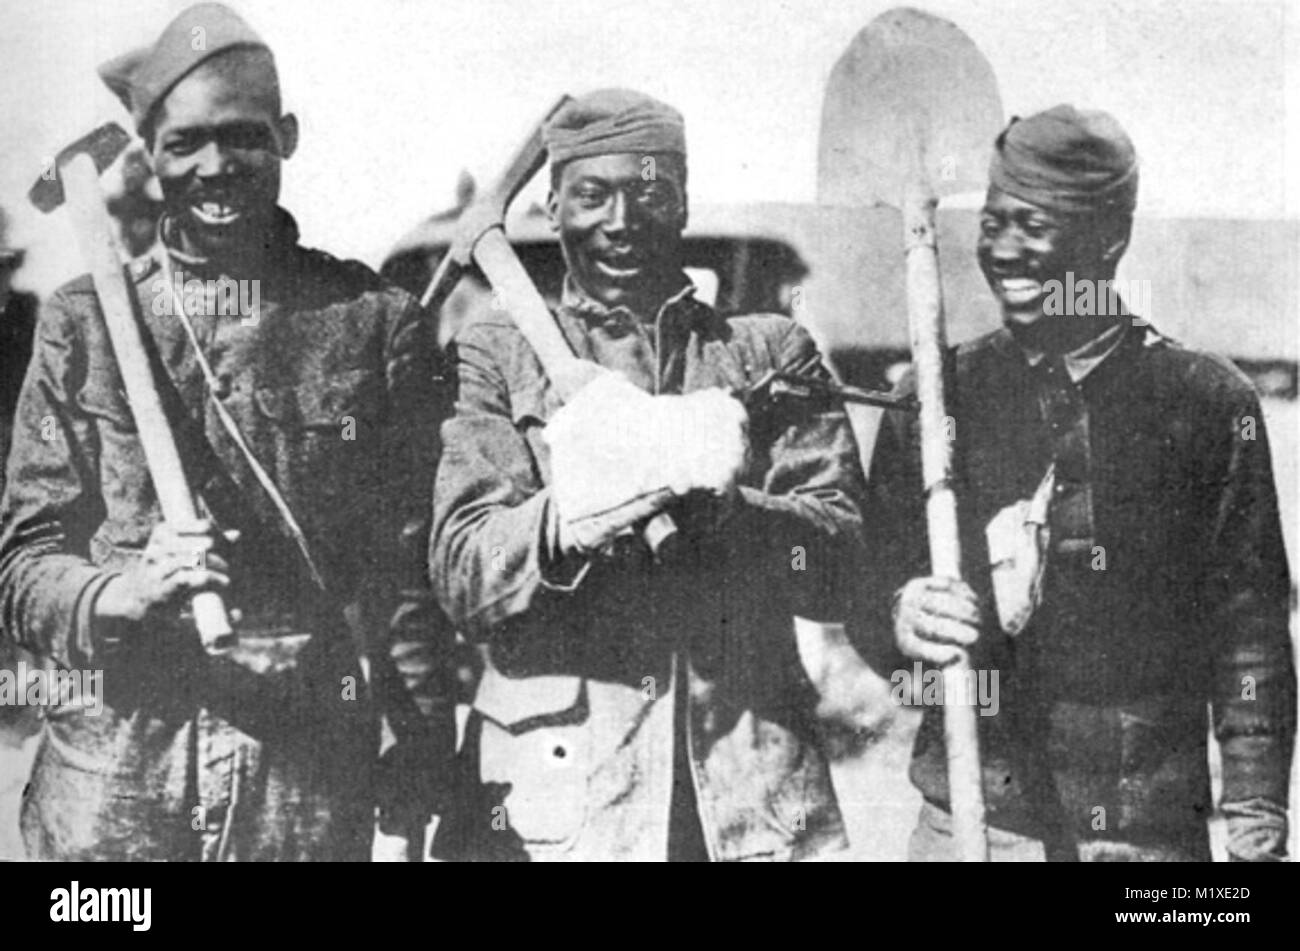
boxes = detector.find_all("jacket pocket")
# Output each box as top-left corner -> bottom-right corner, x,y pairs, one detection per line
253,367 -> 372,431
250,369 -> 378,497
473,665 -> 591,850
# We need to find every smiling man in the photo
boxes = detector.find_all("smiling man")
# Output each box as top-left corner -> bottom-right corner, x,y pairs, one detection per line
862,105 -> 1295,861
430,89 -> 866,861
0,3 -> 452,860
139,43 -> 288,263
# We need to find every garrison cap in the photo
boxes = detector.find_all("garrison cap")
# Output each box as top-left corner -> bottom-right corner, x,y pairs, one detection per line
544,88 -> 686,167
98,3 -> 272,135
989,104 -> 1139,214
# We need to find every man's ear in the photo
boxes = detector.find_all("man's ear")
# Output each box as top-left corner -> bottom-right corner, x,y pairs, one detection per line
275,113 -> 299,160
1101,232 -> 1129,265
545,189 -> 560,232
1100,214 -> 1132,266
665,158 -> 689,232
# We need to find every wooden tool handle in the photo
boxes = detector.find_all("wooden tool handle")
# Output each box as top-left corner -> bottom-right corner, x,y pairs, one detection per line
472,229 -> 678,553
472,232 -> 585,396
62,154 -> 235,652
904,181 -> 988,862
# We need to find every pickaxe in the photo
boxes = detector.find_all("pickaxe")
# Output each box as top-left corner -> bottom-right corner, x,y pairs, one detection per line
421,97 -> 677,553
30,122 -> 235,652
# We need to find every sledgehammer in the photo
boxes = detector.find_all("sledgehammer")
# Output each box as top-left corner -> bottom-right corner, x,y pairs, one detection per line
30,122 -> 235,651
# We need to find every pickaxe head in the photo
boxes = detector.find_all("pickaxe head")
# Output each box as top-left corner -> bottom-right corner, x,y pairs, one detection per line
29,122 -> 133,215
447,95 -> 574,267
420,95 -> 572,309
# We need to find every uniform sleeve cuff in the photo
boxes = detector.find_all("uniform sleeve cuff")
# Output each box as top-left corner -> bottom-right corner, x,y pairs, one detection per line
72,572 -> 126,668
1222,797 -> 1289,861
539,497 -> 592,592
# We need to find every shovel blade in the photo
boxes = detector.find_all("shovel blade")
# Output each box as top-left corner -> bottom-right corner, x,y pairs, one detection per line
817,7 -> 1003,207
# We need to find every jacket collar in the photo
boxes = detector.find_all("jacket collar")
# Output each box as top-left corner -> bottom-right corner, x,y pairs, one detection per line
559,273 -> 705,329
1019,320 -> 1129,384
156,207 -> 301,279
989,318 -> 1160,385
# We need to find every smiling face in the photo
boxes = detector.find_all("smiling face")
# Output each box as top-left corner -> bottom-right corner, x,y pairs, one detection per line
977,186 -> 1130,337
547,152 -> 687,312
147,49 -> 296,261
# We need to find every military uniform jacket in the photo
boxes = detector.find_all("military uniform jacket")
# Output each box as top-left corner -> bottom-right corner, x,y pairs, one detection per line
0,214 -> 444,859
860,322 -> 1295,857
430,283 -> 867,861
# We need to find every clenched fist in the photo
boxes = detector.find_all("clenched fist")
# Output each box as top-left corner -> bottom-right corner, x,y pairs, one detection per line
94,519 -> 236,627
893,576 -> 985,667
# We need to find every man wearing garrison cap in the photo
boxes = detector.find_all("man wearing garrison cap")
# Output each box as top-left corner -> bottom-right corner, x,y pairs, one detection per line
430,89 -> 867,861
0,3 -> 454,860
863,105 -> 1294,860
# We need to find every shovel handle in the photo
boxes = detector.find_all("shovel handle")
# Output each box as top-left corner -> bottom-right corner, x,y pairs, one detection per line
904,180 -> 988,862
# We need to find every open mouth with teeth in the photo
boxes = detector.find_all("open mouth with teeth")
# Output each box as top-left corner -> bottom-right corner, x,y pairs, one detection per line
994,276 -> 1044,307
595,258 -> 643,280
190,199 -> 244,228
593,250 -> 650,281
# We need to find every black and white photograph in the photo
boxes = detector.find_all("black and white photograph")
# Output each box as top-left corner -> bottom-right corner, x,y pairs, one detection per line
0,0 -> 1295,905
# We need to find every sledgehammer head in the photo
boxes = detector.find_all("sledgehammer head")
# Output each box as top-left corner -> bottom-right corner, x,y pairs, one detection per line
29,123 -> 133,214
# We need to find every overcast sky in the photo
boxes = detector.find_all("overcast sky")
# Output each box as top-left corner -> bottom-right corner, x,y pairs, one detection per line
1,0 -> 1295,294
